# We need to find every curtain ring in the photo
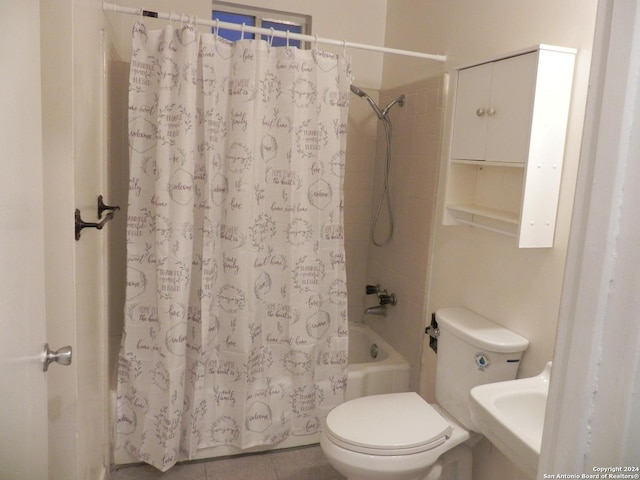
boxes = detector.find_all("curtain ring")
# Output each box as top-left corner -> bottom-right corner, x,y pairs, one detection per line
286,30 -> 290,48
241,22 -> 246,40
269,27 -> 275,47
214,18 -> 220,37
314,34 -> 318,51
138,7 -> 144,23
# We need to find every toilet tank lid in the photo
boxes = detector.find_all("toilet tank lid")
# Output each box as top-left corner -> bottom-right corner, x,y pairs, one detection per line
435,308 -> 529,353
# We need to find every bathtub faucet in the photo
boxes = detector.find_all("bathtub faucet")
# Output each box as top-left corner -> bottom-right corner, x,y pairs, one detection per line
364,305 -> 387,317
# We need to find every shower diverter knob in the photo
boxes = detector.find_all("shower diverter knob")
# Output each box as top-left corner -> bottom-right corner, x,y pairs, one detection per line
378,293 -> 397,306
365,284 -> 381,295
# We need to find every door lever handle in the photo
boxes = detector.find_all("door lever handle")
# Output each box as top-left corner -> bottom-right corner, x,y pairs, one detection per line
42,343 -> 72,372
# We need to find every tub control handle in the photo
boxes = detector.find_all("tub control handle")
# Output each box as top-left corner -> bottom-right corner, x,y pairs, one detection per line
378,293 -> 397,306
365,284 -> 381,295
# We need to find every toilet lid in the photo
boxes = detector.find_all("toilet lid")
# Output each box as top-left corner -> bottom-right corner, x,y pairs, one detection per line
324,392 -> 453,455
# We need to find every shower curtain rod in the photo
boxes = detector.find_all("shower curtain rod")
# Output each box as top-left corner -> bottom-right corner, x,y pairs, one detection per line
103,2 -> 447,62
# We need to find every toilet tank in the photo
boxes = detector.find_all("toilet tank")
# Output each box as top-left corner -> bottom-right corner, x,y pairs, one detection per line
434,308 -> 529,431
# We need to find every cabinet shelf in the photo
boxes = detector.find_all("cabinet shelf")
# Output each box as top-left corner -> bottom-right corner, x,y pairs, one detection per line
450,159 -> 525,169
447,204 -> 519,225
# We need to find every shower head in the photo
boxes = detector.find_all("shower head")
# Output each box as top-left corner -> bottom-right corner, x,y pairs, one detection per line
350,84 -> 384,119
350,84 -> 404,120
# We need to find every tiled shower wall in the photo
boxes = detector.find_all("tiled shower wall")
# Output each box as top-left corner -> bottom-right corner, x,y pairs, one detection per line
364,76 -> 445,391
343,92 -> 381,322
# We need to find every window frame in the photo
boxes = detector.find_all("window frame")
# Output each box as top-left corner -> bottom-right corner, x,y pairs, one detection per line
212,1 -> 311,48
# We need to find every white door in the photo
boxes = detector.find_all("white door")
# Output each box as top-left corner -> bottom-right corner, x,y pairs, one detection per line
486,52 -> 537,164
451,62 -> 493,161
0,2 -> 49,479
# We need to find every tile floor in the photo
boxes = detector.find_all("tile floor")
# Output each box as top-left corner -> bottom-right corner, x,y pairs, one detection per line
110,444 -> 346,480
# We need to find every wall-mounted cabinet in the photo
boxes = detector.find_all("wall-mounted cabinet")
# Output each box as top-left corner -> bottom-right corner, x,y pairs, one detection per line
443,45 -> 576,248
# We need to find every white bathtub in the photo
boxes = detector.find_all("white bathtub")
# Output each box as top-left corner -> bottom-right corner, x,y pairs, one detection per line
113,321 -> 410,465
345,321 -> 410,400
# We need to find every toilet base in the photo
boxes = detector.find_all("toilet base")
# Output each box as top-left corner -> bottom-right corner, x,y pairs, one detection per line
320,432 -> 439,480
423,444 -> 472,480
320,434 -> 473,480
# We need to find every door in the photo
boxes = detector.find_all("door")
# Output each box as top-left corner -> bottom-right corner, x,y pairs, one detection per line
451,62 -> 493,160
486,52 -> 538,163
0,2 -> 49,479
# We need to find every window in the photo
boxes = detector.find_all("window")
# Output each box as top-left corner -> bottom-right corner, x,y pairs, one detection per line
212,2 -> 310,48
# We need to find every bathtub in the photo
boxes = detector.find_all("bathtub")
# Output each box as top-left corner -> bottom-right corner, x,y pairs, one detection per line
113,321 -> 409,465
345,321 -> 410,400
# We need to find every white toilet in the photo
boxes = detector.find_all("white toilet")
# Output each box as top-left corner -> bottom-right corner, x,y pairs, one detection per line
320,307 -> 529,480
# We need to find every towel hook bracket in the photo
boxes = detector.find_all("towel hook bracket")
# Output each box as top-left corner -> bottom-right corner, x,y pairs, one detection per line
75,195 -> 120,241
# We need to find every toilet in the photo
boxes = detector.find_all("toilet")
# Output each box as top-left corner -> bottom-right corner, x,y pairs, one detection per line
320,307 -> 529,480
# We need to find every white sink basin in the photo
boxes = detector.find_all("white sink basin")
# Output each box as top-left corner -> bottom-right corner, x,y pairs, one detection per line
469,362 -> 551,478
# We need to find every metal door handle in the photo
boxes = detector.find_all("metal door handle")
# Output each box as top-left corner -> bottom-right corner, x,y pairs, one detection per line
42,343 -> 72,372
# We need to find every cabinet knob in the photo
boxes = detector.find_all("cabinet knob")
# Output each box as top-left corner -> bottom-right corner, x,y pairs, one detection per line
475,107 -> 486,117
487,107 -> 496,116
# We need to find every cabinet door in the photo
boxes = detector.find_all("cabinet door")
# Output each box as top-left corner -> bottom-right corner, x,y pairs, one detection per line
485,52 -> 538,163
450,62 -> 492,160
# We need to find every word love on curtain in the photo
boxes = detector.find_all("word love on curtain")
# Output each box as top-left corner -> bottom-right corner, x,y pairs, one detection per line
116,22 -> 350,471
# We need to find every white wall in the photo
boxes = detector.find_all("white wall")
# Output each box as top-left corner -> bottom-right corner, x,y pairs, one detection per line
382,0 -> 597,382
381,1 -> 598,478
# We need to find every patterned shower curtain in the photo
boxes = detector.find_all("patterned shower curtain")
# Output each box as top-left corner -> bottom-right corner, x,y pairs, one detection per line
116,22 -> 350,471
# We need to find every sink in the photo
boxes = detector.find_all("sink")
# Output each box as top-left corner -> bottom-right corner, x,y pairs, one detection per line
469,362 -> 551,478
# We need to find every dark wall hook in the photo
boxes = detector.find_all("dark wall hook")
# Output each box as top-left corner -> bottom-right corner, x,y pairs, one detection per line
98,195 -> 120,219
75,195 -> 120,241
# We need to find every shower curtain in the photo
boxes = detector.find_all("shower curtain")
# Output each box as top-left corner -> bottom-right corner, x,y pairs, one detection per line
117,22 -> 350,471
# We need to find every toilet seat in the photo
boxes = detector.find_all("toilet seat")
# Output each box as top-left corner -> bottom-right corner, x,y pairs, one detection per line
323,392 -> 453,456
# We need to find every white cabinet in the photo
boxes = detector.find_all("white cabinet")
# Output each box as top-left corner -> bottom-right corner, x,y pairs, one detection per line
444,45 -> 576,248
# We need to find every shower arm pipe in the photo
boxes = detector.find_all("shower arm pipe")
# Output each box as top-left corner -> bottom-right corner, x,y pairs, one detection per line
102,2 -> 447,62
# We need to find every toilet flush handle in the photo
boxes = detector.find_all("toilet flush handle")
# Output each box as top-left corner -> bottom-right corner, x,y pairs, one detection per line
426,325 -> 440,337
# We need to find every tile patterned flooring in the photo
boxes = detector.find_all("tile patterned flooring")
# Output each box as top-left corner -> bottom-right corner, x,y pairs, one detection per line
110,445 -> 346,480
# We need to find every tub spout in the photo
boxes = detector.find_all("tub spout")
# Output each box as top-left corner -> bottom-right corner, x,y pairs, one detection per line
364,305 -> 387,317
